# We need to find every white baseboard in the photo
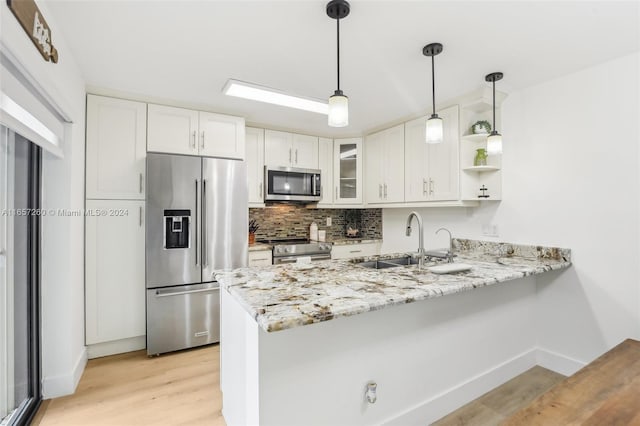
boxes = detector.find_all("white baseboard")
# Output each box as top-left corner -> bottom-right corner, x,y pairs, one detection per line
42,346 -> 87,399
383,349 -> 538,425
536,347 -> 586,376
86,335 -> 146,359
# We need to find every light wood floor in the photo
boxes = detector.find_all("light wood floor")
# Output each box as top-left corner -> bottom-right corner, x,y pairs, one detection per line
34,345 -> 225,426
432,366 -> 566,425
34,345 -> 563,426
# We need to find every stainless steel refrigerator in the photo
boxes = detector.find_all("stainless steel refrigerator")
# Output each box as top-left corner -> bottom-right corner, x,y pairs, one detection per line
145,153 -> 247,355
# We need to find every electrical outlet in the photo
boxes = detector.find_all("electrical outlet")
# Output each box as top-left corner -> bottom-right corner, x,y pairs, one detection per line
482,224 -> 499,237
326,217 -> 332,226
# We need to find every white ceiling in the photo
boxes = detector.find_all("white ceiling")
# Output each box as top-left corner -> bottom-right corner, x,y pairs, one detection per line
45,1 -> 639,137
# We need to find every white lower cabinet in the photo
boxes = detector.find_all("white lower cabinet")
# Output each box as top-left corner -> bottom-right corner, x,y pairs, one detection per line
85,199 -> 145,349
248,249 -> 273,267
331,242 -> 380,260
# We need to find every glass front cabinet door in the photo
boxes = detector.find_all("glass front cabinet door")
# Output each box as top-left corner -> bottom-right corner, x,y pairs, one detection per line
333,138 -> 363,205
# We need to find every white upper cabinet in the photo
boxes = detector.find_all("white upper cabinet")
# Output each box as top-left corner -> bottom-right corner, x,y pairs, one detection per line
86,95 -> 147,200
428,105 -> 459,201
264,130 -> 318,168
292,133 -> 319,169
365,124 -> 404,204
334,138 -> 363,205
264,130 -> 293,166
198,111 -> 245,160
246,127 -> 265,205
148,104 -> 245,159
404,105 -> 459,202
147,104 -> 198,156
317,137 -> 334,206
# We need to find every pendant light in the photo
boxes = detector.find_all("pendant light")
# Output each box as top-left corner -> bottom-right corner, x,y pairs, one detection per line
327,0 -> 350,127
423,43 -> 443,144
485,72 -> 503,154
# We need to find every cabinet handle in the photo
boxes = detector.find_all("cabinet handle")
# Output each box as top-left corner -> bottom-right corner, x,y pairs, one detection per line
335,186 -> 338,200
422,179 -> 427,196
139,206 -> 143,227
259,183 -> 263,198
139,173 -> 143,193
289,148 -> 292,163
295,149 -> 298,164
429,179 -> 434,195
384,183 -> 388,199
200,131 -> 205,150
379,184 -> 382,198
192,131 -> 196,149
349,250 -> 362,253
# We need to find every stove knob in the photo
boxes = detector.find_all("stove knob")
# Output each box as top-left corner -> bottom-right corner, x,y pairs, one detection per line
284,247 -> 291,253
276,247 -> 283,254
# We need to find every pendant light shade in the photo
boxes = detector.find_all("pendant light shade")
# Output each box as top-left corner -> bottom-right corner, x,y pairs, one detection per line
328,90 -> 349,127
426,115 -> 443,143
485,72 -> 503,154
327,0 -> 350,128
423,43 -> 443,144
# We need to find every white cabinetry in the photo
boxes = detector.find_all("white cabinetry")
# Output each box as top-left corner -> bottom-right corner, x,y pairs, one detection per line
331,241 -> 380,260
85,199 -> 145,347
264,130 -> 318,169
404,105 -> 460,202
365,124 -> 404,204
246,127 -> 265,206
333,138 -> 363,205
317,137 -> 334,206
86,95 -> 146,200
248,249 -> 273,267
147,104 -> 245,159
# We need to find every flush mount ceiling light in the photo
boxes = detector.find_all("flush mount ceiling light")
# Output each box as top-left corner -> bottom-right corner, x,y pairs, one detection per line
423,42 -> 444,144
485,72 -> 504,155
326,0 -> 350,127
222,79 -> 329,115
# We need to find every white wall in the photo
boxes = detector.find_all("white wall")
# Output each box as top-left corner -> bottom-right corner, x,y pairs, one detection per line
381,52 -> 640,369
0,2 -> 87,397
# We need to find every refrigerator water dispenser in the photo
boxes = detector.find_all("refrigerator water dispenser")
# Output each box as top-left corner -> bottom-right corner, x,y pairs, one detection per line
163,209 -> 190,249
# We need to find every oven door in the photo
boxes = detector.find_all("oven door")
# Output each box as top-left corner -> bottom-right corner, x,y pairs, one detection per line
273,253 -> 332,264
265,166 -> 321,202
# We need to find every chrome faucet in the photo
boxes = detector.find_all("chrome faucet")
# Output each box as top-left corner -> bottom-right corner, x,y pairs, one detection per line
435,227 -> 455,263
406,211 -> 425,267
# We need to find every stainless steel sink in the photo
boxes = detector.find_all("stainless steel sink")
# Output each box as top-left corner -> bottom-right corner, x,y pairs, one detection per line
356,260 -> 401,269
354,255 -> 421,270
383,256 -> 421,266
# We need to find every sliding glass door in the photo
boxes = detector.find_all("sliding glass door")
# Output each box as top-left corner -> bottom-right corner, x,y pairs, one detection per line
0,125 -> 42,425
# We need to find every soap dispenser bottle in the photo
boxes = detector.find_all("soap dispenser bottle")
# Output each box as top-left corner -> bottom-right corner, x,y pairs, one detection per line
310,222 -> 318,241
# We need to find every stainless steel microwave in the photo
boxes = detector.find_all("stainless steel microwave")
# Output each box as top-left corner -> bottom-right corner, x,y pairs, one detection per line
264,166 -> 321,202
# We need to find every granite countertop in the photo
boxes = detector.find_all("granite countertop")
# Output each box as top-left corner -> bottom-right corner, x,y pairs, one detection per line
248,243 -> 272,252
218,239 -> 571,333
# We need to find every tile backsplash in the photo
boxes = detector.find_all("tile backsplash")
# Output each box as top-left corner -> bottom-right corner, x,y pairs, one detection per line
249,204 -> 382,241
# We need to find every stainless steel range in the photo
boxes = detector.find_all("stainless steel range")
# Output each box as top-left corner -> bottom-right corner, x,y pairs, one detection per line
259,238 -> 332,264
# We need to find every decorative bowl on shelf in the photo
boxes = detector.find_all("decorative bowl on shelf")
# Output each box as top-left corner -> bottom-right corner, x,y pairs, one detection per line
472,120 -> 491,135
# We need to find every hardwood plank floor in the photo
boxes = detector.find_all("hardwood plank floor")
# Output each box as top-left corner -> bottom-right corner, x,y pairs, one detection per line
432,366 -> 566,426
34,346 -> 564,426
34,345 -> 225,426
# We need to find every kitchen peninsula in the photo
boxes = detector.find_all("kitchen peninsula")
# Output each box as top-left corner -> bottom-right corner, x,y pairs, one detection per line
218,239 -> 571,425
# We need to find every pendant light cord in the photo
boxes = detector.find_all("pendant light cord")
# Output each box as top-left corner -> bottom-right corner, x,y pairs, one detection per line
431,55 -> 435,115
492,79 -> 496,130
336,17 -> 341,91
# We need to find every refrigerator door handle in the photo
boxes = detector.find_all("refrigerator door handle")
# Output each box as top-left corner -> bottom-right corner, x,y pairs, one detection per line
202,179 -> 207,267
155,285 -> 219,298
195,179 -> 198,266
